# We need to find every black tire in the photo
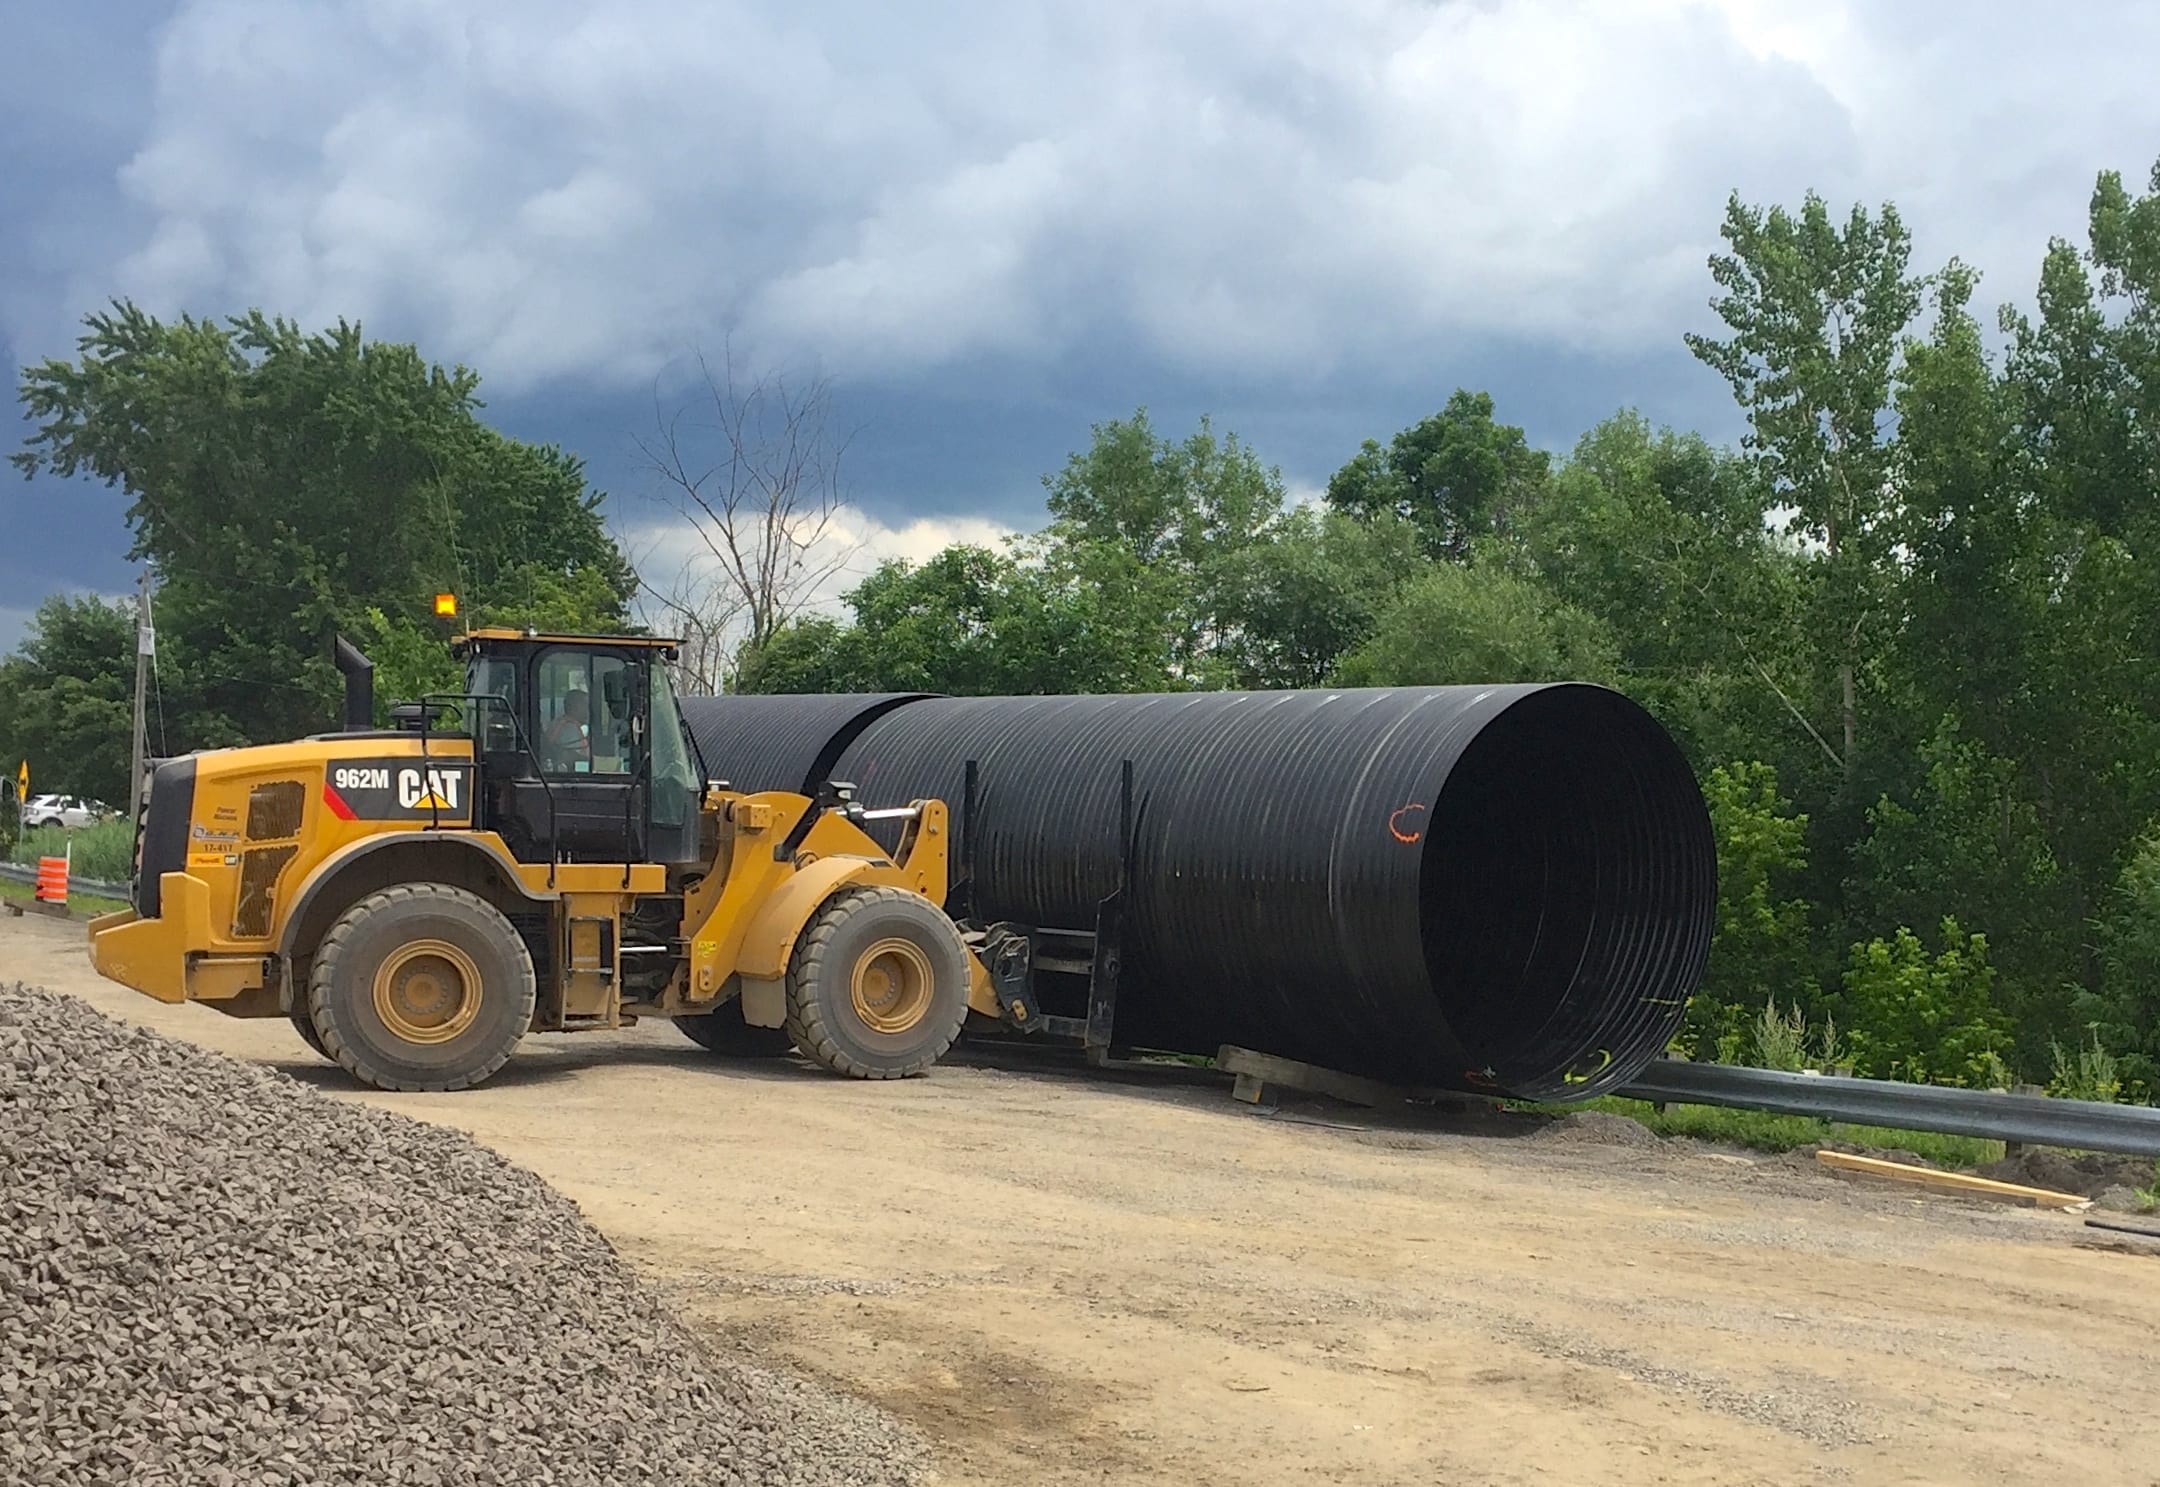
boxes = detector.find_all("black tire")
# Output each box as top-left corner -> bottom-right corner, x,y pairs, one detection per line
784,886 -> 969,1079
290,1004 -> 331,1060
675,1010 -> 797,1058
308,884 -> 536,1093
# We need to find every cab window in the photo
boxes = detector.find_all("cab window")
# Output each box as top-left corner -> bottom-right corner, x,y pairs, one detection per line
466,655 -> 521,755
535,650 -> 635,777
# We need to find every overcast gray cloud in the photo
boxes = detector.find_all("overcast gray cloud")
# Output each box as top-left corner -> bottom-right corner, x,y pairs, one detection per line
40,0 -> 2154,390
5,0 -> 2160,650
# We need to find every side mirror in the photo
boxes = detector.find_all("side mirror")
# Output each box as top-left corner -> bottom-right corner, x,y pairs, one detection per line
601,669 -> 629,716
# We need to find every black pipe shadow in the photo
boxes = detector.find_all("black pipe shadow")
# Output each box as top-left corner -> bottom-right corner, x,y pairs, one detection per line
267,1026 -> 1555,1141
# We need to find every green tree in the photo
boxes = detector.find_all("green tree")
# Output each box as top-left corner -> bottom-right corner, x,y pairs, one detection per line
1325,389 -> 1550,562
2083,829 -> 2160,1099
1892,267 -> 2029,739
740,541 -> 1175,697
1041,409 -> 1285,683
1846,719 -> 2075,1071
1990,168 -> 2160,987
1333,565 -> 1616,688
15,302 -> 635,743
1840,919 -> 2010,1086
1686,762 -> 1815,1057
1515,412 -> 1816,779
0,595 -> 136,805
1209,507 -> 1424,689
1687,193 -> 1927,781
733,617 -> 857,695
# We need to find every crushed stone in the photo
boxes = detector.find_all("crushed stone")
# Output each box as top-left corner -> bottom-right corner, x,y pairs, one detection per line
0,982 -> 929,1486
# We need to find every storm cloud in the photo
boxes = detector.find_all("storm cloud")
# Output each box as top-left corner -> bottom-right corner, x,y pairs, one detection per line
4,0 -> 2157,640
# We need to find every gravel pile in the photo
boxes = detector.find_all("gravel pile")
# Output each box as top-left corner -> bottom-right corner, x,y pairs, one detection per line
1532,1110 -> 1663,1149
0,983 -> 928,1486
1980,1147 -> 2158,1200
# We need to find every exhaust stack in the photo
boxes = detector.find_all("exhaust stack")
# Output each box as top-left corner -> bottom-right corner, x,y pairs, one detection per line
332,636 -> 374,732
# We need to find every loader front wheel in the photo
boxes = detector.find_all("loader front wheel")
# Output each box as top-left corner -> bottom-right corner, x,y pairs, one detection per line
308,884 -> 536,1093
290,1004 -> 330,1060
675,1011 -> 797,1058
785,887 -> 969,1079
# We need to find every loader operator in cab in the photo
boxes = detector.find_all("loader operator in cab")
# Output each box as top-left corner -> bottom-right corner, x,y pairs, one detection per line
544,688 -> 593,773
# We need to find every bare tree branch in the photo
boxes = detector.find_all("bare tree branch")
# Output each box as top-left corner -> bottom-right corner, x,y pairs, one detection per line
630,537 -> 743,697
633,342 -> 860,687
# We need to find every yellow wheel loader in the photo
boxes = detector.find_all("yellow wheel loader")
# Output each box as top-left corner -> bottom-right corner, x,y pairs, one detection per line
87,628 -> 1014,1092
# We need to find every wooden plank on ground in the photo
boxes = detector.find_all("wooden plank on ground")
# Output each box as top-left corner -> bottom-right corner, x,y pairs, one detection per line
1814,1149 -> 2087,1208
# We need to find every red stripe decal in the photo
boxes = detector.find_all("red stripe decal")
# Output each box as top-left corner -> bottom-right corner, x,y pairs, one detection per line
321,782 -> 357,821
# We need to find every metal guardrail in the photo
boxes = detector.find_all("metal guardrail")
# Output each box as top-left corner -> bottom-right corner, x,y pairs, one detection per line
0,860 -> 132,902
1619,1058 -> 2160,1159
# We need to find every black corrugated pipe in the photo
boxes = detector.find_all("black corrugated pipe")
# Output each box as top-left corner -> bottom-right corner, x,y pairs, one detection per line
679,685 -> 1715,1101
684,693 -> 930,794
332,636 -> 374,732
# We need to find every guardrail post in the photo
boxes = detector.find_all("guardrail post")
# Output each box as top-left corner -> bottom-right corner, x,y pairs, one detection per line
2005,1084 -> 2045,1159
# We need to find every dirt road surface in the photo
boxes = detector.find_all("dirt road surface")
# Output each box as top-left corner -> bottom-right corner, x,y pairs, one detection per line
6,908 -> 2156,1486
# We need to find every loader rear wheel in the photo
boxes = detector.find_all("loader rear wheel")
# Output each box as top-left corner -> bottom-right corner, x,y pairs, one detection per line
675,1011 -> 797,1058
308,884 -> 535,1093
785,886 -> 968,1079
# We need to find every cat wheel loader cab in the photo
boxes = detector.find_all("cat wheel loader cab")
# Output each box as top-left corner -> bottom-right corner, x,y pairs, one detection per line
88,627 -> 1001,1093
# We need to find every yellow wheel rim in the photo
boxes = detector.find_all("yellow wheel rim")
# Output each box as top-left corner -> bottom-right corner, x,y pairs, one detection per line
371,938 -> 483,1045
850,937 -> 935,1035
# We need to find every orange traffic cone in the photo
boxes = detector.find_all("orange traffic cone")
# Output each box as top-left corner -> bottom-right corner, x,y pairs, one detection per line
34,854 -> 68,907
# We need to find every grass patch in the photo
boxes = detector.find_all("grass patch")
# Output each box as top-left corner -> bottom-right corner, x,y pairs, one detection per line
1529,1094 -> 2004,1169
0,875 -> 130,917
10,819 -> 134,882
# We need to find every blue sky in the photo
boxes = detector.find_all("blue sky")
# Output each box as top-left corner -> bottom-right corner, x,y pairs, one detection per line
5,0 -> 2159,651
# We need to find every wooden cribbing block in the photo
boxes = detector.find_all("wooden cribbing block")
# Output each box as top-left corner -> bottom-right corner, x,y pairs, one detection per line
1217,1045 -> 1416,1109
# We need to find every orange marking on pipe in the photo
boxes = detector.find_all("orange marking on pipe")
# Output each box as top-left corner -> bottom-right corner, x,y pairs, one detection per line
1388,803 -> 1426,844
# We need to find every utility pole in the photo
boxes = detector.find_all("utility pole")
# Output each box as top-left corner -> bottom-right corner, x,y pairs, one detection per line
129,568 -> 153,835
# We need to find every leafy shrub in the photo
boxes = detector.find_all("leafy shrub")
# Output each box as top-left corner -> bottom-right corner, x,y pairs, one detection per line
2047,1029 -> 2124,1104
1815,1012 -> 1846,1075
1751,997 -> 1809,1072
1743,998 -> 1848,1074
1841,918 -> 2009,1087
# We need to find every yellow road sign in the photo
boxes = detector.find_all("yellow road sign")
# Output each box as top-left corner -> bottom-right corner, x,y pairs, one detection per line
15,760 -> 25,802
